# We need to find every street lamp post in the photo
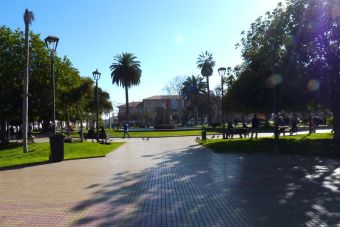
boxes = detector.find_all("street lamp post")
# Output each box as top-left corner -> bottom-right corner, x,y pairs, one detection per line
268,73 -> 282,152
218,67 -> 227,139
92,69 -> 101,142
44,36 -> 59,135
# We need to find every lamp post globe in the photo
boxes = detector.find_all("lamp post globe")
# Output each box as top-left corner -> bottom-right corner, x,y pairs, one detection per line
218,67 -> 226,139
44,35 -> 59,135
92,69 -> 101,142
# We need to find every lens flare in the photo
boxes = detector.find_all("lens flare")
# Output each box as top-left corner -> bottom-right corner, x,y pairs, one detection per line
266,74 -> 283,88
332,6 -> 340,18
307,79 -> 320,91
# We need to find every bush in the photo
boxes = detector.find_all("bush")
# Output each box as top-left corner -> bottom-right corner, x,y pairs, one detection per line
64,136 -> 73,143
327,116 -> 333,127
154,124 -> 175,129
210,122 -> 221,128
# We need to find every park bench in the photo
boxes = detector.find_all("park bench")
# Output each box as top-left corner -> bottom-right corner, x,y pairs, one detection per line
278,126 -> 297,136
83,132 -> 109,143
83,132 -> 96,142
15,132 -> 35,143
226,127 -> 249,138
99,133 -> 110,143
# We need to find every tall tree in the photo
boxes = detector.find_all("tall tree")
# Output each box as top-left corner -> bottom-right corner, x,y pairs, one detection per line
110,52 -> 142,122
23,9 -> 34,152
0,27 -> 23,144
68,77 -> 93,141
0,26 -> 88,140
196,51 -> 215,124
181,75 -> 206,125
227,0 -> 340,143
292,0 -> 340,142
162,75 -> 186,96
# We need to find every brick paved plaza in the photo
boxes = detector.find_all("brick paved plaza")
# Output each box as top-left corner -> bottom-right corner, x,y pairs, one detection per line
0,137 -> 339,226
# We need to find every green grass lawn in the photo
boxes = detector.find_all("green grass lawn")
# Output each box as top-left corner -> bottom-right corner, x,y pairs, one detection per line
0,141 -> 124,168
203,133 -> 338,155
70,128 -> 220,138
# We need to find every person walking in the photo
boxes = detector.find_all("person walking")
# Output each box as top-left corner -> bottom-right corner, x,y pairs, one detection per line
123,121 -> 130,138
226,121 -> 234,139
251,114 -> 259,139
308,116 -> 316,134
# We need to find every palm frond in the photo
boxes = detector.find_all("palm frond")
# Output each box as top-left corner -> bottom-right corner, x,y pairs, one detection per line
196,50 -> 215,69
24,9 -> 34,25
110,52 -> 142,89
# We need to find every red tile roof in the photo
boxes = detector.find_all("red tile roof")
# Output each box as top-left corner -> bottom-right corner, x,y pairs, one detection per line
118,102 -> 143,108
143,95 -> 181,100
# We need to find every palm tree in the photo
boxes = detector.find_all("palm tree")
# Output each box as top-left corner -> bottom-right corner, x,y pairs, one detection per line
181,75 -> 206,125
23,9 -> 34,153
196,51 -> 215,124
110,52 -> 142,122
196,51 -> 215,95
225,67 -> 234,88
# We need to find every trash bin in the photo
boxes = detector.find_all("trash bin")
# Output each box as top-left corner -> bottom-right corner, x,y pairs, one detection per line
49,134 -> 65,162
201,129 -> 207,142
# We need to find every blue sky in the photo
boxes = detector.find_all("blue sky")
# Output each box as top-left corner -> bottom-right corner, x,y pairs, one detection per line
1,0 -> 281,111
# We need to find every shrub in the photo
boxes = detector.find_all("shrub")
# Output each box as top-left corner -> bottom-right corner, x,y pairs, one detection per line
154,124 -> 175,129
327,116 -> 333,127
64,136 -> 73,143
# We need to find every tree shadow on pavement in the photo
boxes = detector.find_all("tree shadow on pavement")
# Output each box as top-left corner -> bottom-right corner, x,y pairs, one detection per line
70,145 -> 340,226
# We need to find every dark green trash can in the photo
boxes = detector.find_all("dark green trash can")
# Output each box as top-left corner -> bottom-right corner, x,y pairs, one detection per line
49,134 -> 65,162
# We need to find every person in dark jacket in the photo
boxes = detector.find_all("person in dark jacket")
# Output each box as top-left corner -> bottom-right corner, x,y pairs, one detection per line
251,114 -> 259,139
226,121 -> 234,139
87,127 -> 95,142
99,126 -> 107,143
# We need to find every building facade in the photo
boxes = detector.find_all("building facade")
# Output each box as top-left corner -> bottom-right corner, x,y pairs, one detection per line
118,95 -> 184,127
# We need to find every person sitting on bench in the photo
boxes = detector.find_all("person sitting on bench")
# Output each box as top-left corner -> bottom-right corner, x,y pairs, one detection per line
87,127 -> 95,142
99,127 -> 107,143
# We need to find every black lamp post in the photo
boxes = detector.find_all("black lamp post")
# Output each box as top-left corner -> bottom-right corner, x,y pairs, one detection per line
93,69 -> 101,142
268,73 -> 282,152
45,36 -> 59,135
218,67 -> 227,139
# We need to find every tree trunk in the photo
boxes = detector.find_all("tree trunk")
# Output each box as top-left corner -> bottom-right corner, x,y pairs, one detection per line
333,107 -> 340,144
66,108 -> 70,136
38,121 -> 42,132
194,106 -> 198,125
42,120 -> 50,133
77,103 -> 84,142
125,86 -> 129,122
0,118 -> 9,145
22,20 -> 30,153
206,76 -> 211,125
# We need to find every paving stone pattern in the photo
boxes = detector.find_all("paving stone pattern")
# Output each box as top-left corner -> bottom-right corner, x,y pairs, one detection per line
0,137 -> 339,226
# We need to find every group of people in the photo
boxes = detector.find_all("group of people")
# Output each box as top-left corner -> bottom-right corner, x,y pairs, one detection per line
86,121 -> 130,142
7,125 -> 35,142
87,126 -> 108,143
224,114 -> 259,139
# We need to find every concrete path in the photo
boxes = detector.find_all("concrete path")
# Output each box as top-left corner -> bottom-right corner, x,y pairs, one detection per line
0,137 -> 339,226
